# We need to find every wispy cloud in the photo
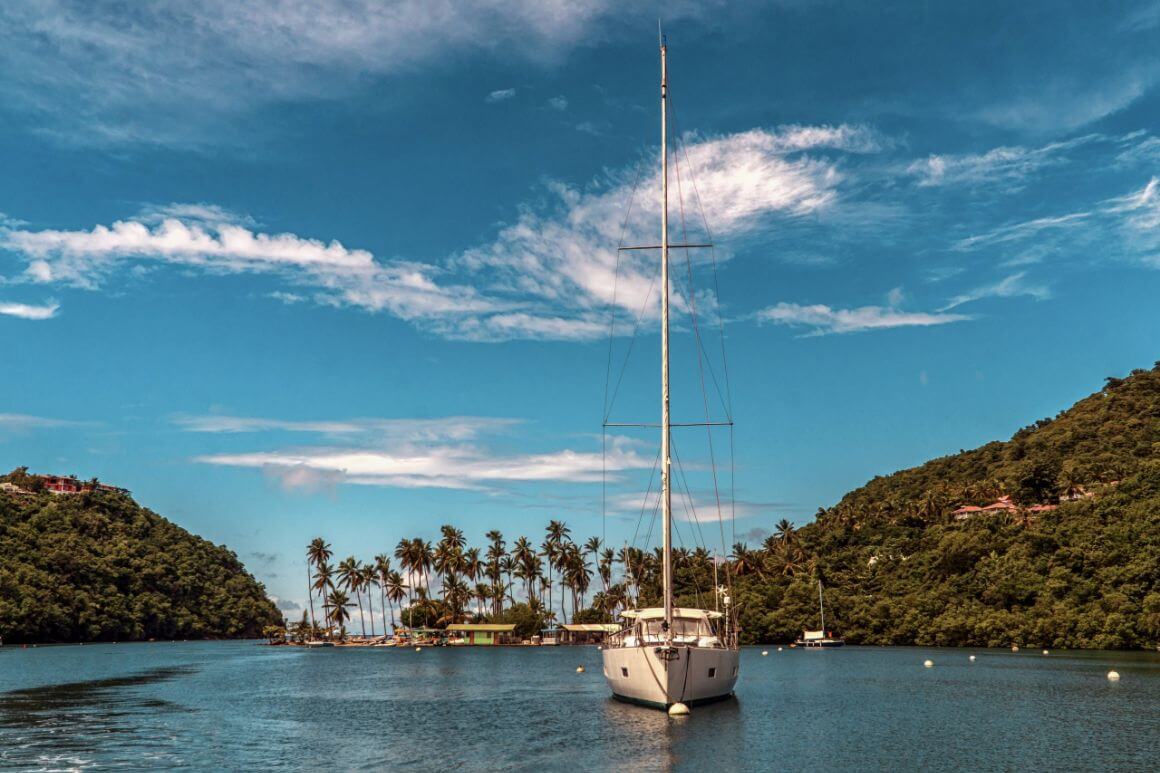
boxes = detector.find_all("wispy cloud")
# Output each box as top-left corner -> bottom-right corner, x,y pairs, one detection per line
952,212 -> 1092,251
0,300 -> 58,320
455,125 -> 869,340
0,413 -> 88,429
1,210 -> 500,327
756,302 -> 969,336
196,436 -> 650,491
173,414 -> 521,440
0,1 -> 717,146
940,271 -> 1051,310
908,134 -> 1102,190
547,95 -> 568,111
0,123 -> 876,341
485,88 -> 516,103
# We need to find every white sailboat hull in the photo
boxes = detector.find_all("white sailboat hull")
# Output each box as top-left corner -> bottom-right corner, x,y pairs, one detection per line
602,645 -> 739,709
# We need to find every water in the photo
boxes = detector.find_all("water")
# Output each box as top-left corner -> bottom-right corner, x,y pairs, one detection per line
1,642 -> 1157,771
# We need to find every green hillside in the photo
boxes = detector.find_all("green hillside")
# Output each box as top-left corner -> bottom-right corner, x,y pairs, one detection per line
0,471 -> 281,644
722,362 -> 1160,649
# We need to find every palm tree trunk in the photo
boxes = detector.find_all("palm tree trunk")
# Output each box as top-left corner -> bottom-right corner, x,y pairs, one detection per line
356,591 -> 366,638
381,586 -> 388,636
367,590 -> 376,638
306,564 -> 317,636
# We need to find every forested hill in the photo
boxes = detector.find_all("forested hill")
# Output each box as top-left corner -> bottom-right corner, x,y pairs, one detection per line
0,470 -> 281,644
726,362 -> 1160,649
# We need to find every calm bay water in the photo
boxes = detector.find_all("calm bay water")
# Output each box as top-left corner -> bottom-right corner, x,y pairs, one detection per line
1,641 -> 1157,771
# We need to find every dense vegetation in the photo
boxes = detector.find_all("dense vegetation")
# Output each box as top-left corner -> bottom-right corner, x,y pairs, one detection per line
721,362 -> 1160,649
0,471 -> 281,643
293,363 -> 1160,650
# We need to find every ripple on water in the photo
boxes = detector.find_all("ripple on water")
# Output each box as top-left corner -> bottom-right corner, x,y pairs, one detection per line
1,642 -> 1158,771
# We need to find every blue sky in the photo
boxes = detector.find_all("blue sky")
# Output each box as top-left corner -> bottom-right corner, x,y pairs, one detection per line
2,1 -> 1159,614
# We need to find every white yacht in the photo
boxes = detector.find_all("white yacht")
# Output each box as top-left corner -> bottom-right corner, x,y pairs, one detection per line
795,580 -> 845,648
600,33 -> 741,712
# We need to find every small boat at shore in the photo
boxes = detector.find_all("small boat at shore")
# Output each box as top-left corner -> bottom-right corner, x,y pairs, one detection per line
796,580 -> 844,648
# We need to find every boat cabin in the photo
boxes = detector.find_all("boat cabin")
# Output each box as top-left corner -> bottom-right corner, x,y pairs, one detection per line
613,608 -> 724,648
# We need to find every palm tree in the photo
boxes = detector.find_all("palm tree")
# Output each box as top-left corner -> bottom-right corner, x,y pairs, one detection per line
337,557 -> 366,638
1059,469 -> 1084,502
473,583 -> 491,617
512,536 -> 536,600
500,555 -> 517,608
374,554 -> 391,637
385,570 -> 407,631
598,547 -> 614,592
394,538 -> 413,610
730,542 -> 761,577
775,519 -> 796,544
360,563 -> 378,637
325,589 -> 354,640
306,538 -> 332,637
462,547 -> 483,586
312,561 -> 335,637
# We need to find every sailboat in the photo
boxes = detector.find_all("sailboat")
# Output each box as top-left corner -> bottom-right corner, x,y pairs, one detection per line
795,580 -> 845,648
600,33 -> 741,713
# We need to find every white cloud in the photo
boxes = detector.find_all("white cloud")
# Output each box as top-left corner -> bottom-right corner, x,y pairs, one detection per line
173,414 -> 521,441
909,135 -> 1101,189
1105,177 -> 1160,265
0,123 -> 877,341
548,95 -> 568,111
456,126 -> 861,339
952,212 -> 1092,251
940,271 -> 1051,310
485,88 -> 516,103
756,302 -> 969,336
1,214 -> 499,324
0,1 -> 720,145
196,435 -> 651,491
0,413 -> 86,429
0,300 -> 59,320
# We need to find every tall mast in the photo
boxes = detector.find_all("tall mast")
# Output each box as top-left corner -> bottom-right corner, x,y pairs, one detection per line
819,580 -> 825,632
660,32 -> 673,639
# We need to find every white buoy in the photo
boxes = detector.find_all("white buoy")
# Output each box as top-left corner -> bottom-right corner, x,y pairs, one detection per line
1043,649 -> 1049,655
969,655 -> 976,662
923,659 -> 934,668
414,646 -> 421,652
1011,645 -> 1019,652
777,647 -> 783,652
576,666 -> 585,673
1107,670 -> 1120,681
761,651 -> 769,656
668,702 -> 690,716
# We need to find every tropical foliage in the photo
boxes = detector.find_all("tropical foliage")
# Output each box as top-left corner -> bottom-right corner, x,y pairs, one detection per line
308,364 -> 1160,649
0,476 -> 281,643
722,362 -> 1160,649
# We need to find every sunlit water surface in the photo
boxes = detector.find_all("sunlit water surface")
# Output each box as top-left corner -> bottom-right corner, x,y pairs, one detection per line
1,642 -> 1157,771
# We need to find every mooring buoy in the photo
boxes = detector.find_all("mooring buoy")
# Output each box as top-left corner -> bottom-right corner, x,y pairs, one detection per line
1107,670 -> 1120,681
668,702 -> 690,716
969,655 -> 976,662
761,651 -> 769,656
923,659 -> 934,668
576,666 -> 585,673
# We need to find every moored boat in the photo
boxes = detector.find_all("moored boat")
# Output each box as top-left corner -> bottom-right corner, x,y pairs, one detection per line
600,31 -> 741,711
796,580 -> 845,648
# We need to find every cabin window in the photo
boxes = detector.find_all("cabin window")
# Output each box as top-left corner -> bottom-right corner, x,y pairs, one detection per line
708,667 -> 717,678
621,667 -> 629,678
